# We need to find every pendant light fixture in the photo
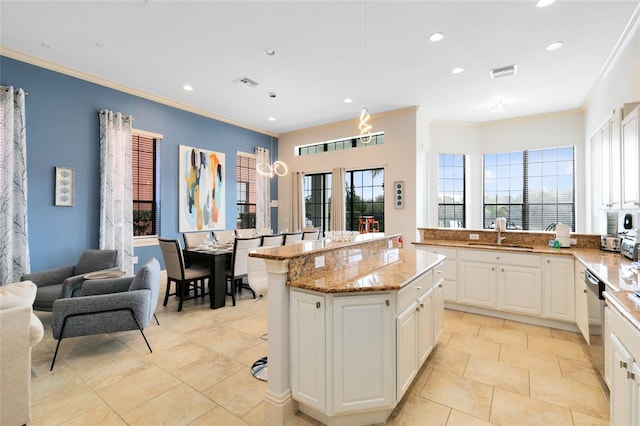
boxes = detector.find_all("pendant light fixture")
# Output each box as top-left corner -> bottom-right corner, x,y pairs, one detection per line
358,1 -> 372,144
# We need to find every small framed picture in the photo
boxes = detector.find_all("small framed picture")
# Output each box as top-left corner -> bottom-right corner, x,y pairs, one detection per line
55,167 -> 75,206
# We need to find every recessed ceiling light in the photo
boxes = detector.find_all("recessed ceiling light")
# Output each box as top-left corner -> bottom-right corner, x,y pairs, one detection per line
344,98 -> 353,104
429,32 -> 444,42
183,84 -> 193,91
268,116 -> 276,122
264,48 -> 276,56
451,67 -> 464,74
536,0 -> 556,7
546,41 -> 563,51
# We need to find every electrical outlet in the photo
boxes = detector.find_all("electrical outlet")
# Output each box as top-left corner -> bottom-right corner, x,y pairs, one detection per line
315,256 -> 325,268
469,234 -> 480,240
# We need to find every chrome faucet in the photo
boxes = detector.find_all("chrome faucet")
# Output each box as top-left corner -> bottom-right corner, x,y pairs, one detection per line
497,229 -> 506,245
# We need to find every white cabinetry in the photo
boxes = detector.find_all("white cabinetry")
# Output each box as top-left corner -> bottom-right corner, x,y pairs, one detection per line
396,271 -> 434,399
542,255 -> 575,322
417,246 -> 457,301
574,261 -> 589,345
458,250 -> 541,315
599,109 -> 622,209
433,264 -> 444,342
290,290 -> 394,416
333,294 -> 394,414
606,303 -> 640,426
622,106 -> 640,209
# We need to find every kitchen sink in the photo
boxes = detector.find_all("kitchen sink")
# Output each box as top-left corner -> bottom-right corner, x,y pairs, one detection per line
466,242 -> 535,251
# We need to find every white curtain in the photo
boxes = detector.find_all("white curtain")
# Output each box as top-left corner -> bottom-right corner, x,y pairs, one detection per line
99,110 -> 133,274
0,86 -> 29,284
291,171 -> 305,232
330,167 -> 346,230
255,147 -> 271,231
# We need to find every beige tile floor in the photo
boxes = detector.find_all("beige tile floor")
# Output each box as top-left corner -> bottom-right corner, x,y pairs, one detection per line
29,275 -> 610,425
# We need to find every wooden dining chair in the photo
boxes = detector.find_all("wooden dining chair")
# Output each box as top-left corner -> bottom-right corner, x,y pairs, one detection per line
226,236 -> 262,306
158,238 -> 211,312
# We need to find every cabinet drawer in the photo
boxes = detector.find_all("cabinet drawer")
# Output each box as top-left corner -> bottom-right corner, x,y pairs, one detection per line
397,270 -> 432,312
421,246 -> 457,260
609,303 -> 640,361
459,249 -> 540,267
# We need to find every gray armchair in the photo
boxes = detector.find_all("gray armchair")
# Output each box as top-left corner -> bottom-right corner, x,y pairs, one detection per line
21,249 -> 118,311
49,258 -> 160,370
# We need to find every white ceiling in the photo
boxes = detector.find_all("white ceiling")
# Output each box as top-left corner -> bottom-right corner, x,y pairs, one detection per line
1,1 -> 638,135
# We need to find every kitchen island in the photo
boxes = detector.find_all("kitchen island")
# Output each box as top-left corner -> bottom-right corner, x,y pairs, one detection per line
249,234 -> 445,426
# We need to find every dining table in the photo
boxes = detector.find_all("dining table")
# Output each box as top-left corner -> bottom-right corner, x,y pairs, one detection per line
183,245 -> 233,309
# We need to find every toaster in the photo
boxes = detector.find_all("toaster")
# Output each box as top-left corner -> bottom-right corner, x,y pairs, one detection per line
601,235 -> 622,252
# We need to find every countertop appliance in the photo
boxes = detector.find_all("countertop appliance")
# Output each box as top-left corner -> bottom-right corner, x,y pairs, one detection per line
621,235 -> 639,261
601,235 -> 621,252
585,269 -> 605,383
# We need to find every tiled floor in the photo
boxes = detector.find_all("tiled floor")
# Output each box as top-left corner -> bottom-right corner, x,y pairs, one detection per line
30,275 -> 610,425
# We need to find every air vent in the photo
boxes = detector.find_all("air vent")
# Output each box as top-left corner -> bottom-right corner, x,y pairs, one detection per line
233,76 -> 259,88
490,65 -> 517,79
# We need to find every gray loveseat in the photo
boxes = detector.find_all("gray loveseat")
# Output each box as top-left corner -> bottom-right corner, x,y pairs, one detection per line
21,249 -> 118,311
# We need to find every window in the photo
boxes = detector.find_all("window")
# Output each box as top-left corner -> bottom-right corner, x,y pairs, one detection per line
304,173 -> 332,233
236,153 -> 256,229
483,146 -> 575,231
296,132 -> 384,156
132,132 -> 161,237
346,168 -> 385,232
438,154 -> 465,228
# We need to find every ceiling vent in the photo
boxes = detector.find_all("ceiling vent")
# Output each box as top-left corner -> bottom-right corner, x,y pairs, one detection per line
233,76 -> 259,88
490,65 -> 517,79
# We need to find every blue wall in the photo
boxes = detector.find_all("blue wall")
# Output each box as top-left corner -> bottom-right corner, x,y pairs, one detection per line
1,56 -> 278,273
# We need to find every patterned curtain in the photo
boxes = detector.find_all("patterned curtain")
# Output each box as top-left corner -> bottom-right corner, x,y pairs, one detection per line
99,110 -> 133,274
330,167 -> 346,230
291,171 -> 305,232
255,147 -> 271,232
0,86 -> 29,284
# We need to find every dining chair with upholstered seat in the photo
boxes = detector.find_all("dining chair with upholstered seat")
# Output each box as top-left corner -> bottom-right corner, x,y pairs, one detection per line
226,236 -> 262,306
302,229 -> 320,240
235,228 -> 256,238
261,234 -> 284,247
182,231 -> 213,249
283,232 -> 303,245
213,229 -> 236,245
158,238 -> 211,312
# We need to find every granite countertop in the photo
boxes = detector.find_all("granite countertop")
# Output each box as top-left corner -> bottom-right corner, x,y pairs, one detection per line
288,248 -> 446,293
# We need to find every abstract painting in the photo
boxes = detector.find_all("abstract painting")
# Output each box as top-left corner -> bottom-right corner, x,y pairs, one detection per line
179,145 -> 225,232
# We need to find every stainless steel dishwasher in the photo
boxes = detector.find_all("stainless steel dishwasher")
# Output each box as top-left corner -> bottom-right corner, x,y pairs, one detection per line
585,269 -> 605,382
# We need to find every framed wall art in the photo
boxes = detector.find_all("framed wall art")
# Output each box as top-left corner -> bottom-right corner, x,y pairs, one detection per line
178,145 -> 226,232
55,167 -> 75,206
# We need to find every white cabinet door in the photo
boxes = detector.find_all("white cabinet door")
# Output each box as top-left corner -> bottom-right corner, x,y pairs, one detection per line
574,262 -> 589,345
433,279 -> 444,343
605,306 -> 612,388
458,260 -> 496,308
396,302 -> 418,399
497,264 -> 542,316
622,107 -> 640,209
611,109 -> 622,209
610,333 -> 634,426
601,124 -> 612,208
290,290 -> 326,412
542,256 -> 575,322
334,294 -> 394,414
631,362 -> 640,426
417,288 -> 434,366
